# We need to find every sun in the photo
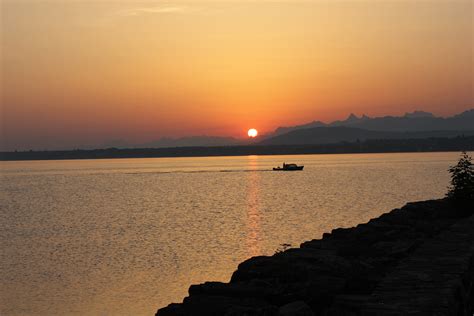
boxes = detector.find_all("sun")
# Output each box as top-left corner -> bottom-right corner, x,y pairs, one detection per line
247,128 -> 258,138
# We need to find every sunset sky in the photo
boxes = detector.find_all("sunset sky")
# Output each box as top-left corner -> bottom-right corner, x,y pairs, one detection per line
1,0 -> 473,150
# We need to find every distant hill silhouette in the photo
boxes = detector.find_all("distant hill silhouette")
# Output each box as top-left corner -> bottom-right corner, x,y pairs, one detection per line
272,109 -> 474,135
274,120 -> 327,136
260,127 -> 474,146
16,108 -> 472,151
96,109 -> 474,149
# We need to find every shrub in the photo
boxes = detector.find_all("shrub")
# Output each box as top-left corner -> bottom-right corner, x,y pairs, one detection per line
447,151 -> 474,202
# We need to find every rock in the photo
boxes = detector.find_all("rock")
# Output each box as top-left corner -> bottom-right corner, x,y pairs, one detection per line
330,227 -> 356,240
156,199 -> 474,316
224,305 -> 279,316
300,239 -> 338,250
326,295 -> 370,315
188,282 -> 279,299
179,295 -> 272,316
156,303 -> 186,316
278,301 -> 314,316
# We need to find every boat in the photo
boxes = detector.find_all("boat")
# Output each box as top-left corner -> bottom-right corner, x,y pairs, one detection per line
273,163 -> 304,171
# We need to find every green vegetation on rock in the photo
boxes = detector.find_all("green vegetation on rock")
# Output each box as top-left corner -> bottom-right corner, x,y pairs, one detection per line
447,151 -> 474,202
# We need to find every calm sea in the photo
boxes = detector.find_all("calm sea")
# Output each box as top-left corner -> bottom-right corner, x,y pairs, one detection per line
0,152 -> 463,315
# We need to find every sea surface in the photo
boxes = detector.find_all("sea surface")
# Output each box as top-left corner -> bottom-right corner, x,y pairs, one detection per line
0,152 -> 464,315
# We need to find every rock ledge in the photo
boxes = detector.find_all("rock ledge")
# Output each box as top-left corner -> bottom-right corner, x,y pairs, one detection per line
157,199 -> 474,315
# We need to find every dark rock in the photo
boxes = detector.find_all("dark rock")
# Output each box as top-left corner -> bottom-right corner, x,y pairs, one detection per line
278,301 -> 314,316
189,282 -> 279,299
326,295 -> 370,315
156,199 -> 474,316
300,239 -> 339,250
224,305 -> 279,316
156,303 -> 186,316
183,295 -> 272,316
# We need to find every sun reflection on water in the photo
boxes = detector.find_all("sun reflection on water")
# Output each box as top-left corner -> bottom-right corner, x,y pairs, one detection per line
246,156 -> 262,257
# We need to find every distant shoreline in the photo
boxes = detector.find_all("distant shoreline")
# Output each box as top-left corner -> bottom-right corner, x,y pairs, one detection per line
2,136 -> 474,161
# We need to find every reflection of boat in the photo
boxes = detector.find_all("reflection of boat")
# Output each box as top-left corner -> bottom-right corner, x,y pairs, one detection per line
273,163 -> 304,171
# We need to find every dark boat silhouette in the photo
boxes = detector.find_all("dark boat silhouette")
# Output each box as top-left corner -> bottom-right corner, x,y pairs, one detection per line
273,163 -> 304,171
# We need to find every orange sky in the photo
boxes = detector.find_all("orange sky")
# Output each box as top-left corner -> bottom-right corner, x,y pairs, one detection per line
1,0 -> 473,150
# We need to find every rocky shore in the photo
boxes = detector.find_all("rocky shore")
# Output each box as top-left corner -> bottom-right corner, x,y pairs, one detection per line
157,199 -> 474,315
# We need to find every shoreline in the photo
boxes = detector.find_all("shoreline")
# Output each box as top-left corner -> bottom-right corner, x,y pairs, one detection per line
2,136 -> 474,161
157,199 -> 474,315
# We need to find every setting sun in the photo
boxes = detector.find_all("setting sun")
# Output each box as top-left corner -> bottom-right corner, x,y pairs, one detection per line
247,129 -> 258,138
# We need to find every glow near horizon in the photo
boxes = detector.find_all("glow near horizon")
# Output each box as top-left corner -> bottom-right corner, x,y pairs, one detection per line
1,0 -> 472,150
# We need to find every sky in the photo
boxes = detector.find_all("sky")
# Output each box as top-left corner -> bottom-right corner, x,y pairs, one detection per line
1,0 -> 473,150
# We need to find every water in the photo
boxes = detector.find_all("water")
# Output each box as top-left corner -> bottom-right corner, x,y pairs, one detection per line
0,152 -> 462,315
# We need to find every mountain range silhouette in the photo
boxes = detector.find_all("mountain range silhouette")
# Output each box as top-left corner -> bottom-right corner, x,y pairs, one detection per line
106,109 -> 474,148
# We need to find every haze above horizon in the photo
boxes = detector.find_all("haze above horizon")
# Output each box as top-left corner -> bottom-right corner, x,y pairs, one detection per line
1,0 -> 473,151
